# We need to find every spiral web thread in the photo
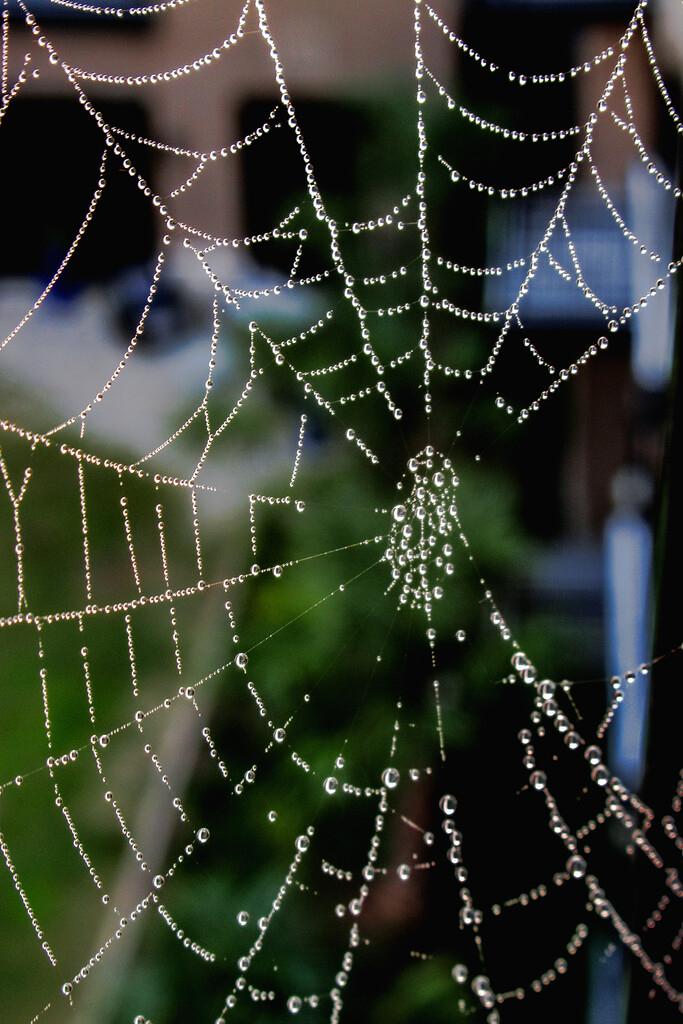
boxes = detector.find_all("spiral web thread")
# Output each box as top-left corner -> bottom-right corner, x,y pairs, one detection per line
0,0 -> 682,1021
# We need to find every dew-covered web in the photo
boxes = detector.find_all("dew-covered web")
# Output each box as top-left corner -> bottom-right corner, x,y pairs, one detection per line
1,0 -> 683,1021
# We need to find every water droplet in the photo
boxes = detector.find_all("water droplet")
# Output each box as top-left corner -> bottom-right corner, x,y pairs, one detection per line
235,652 -> 248,670
460,906 -> 476,925
456,629 -> 466,642
566,854 -> 586,878
530,771 -> 547,790
585,745 -> 602,765
392,504 -> 407,523
452,963 -> 468,984
397,863 -> 411,881
440,793 -> 457,815
382,766 -> 400,789
324,776 -> 338,794
287,995 -> 302,1014
295,834 -> 310,853
197,827 -> 210,843
473,974 -> 493,998
539,679 -> 556,700
153,874 -> 165,889
237,910 -> 249,926
273,728 -> 286,743
268,810 -> 277,822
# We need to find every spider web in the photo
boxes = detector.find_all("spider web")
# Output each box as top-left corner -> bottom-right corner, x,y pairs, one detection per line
0,0 -> 682,1022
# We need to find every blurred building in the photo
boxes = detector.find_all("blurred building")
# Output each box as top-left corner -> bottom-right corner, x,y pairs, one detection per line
3,0 -> 681,629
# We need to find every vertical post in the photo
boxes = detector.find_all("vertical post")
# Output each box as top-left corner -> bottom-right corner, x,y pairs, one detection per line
625,142 -> 683,1023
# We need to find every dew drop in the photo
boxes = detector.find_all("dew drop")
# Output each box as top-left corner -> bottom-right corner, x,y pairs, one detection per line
237,910 -> 249,926
324,776 -> 338,794
295,834 -> 310,853
382,766 -> 400,789
287,995 -> 302,1014
197,827 -> 210,843
452,963 -> 468,984
566,854 -> 587,878
392,504 -> 407,523
439,793 -> 457,815
473,974 -> 493,1000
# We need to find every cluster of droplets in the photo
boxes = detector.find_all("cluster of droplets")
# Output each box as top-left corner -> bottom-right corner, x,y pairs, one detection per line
385,447 -> 459,614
